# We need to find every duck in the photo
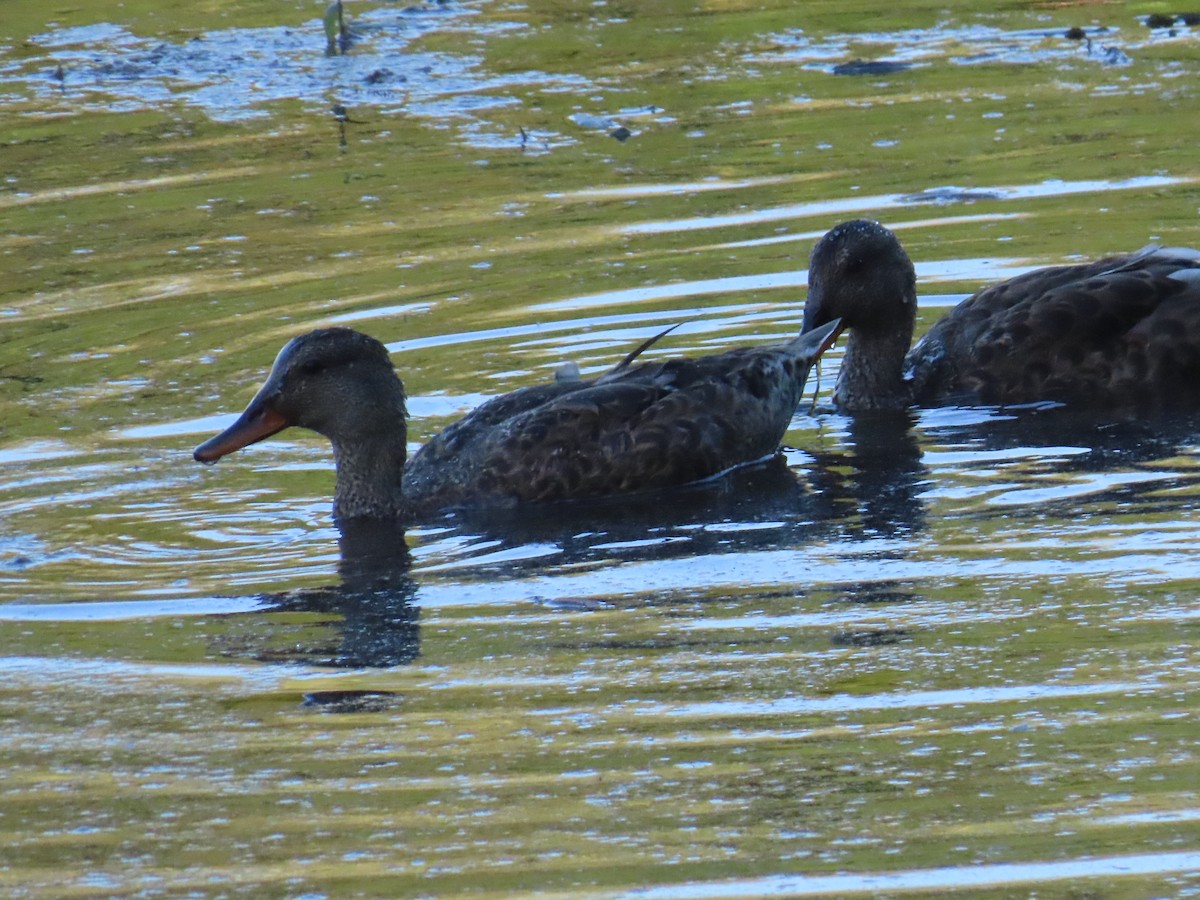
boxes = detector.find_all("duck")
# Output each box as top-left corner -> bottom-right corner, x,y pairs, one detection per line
193,321 -> 841,521
801,218 -> 1200,410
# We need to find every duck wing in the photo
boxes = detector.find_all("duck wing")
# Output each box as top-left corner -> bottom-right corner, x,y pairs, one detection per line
406,323 -> 685,452
596,323 -> 683,382
908,247 -> 1200,405
404,324 -> 837,509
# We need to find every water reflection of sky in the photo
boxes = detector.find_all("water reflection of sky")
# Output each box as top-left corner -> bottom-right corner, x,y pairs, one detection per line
620,175 -> 1191,235
626,850 -> 1200,898
0,6 -> 589,140
751,20 -> 1200,71
3,4 -> 1200,896
5,11 -> 1195,151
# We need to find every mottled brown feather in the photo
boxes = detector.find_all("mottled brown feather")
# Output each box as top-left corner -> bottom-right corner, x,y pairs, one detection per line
195,324 -> 838,521
403,345 -> 824,510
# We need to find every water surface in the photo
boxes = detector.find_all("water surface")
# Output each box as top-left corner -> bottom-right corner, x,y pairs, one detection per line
1,0 -> 1199,895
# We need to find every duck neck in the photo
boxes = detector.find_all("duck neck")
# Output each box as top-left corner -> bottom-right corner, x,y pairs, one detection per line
329,412 -> 410,522
835,324 -> 913,411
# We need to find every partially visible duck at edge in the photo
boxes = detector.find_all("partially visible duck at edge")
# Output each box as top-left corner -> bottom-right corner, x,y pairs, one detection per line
193,321 -> 841,521
802,218 -> 1200,411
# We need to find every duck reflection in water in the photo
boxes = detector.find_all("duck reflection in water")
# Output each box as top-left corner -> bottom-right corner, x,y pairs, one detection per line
215,519 -> 420,672
430,405 -> 929,585
806,409 -> 927,541
922,402 -> 1200,526
209,424 -> 930,676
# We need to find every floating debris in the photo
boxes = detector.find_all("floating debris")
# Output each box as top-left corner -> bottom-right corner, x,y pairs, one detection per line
554,360 -> 582,383
302,690 -> 401,713
569,111 -> 636,141
364,67 -> 397,84
831,59 -> 912,76
830,629 -> 910,647
569,112 -> 620,131
1143,12 -> 1200,30
1090,43 -> 1132,66
330,102 -> 366,123
566,106 -> 667,142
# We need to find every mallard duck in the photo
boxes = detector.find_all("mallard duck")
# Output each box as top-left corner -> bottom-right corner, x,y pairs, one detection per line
193,321 -> 840,521
802,219 -> 1200,410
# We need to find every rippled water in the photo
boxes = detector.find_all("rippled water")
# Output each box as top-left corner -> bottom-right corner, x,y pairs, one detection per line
2,0 -> 1199,896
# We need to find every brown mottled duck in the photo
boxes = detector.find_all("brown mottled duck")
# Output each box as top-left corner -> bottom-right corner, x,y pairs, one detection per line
194,322 -> 840,521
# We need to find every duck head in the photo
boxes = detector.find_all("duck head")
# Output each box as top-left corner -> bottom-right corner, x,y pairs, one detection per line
803,219 -> 918,410
194,328 -> 410,519
803,219 -> 917,337
194,328 -> 406,462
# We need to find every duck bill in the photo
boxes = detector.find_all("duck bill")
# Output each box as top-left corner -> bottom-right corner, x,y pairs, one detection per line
798,317 -> 844,363
193,396 -> 290,463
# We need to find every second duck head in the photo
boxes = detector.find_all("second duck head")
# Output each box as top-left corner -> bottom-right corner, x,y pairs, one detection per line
803,219 -> 918,410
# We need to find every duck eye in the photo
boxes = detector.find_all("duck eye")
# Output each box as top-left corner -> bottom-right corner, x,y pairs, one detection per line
299,359 -> 325,376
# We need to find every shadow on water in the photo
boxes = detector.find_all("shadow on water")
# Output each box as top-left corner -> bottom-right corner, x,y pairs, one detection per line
922,403 -> 1200,514
434,413 -> 928,573
984,405 -> 1200,465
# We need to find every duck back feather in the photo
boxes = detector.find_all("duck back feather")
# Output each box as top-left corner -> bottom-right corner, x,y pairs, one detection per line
402,333 -> 836,511
908,247 -> 1200,405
